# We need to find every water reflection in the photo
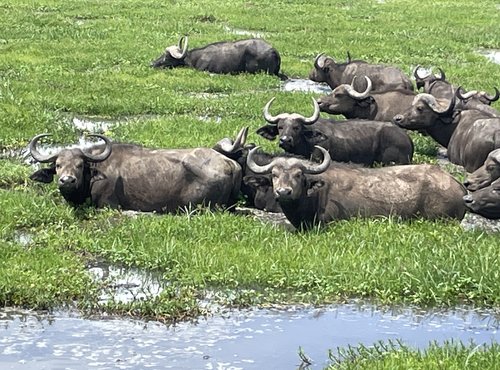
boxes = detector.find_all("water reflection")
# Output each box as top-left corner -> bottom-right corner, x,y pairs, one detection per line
281,79 -> 332,94
1,303 -> 498,369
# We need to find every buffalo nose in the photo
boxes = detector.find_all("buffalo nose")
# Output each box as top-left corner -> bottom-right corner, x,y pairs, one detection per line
59,175 -> 76,186
463,180 -> 471,188
392,114 -> 404,124
274,187 -> 292,198
279,136 -> 292,146
463,194 -> 473,203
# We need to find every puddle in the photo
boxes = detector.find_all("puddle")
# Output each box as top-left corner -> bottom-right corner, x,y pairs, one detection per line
281,78 -> 332,94
477,49 -> 500,64
0,303 -> 498,369
198,115 -> 222,124
461,212 -> 500,233
223,25 -> 265,38
87,263 -> 165,304
12,231 -> 34,247
72,116 -> 116,133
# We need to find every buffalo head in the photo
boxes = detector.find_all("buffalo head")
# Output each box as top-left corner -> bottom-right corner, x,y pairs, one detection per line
463,179 -> 500,219
151,36 -> 189,68
456,86 -> 500,106
247,145 -> 331,202
256,97 -> 323,153
413,65 -> 446,91
464,149 -> 500,191
392,93 -> 455,130
308,52 -> 351,84
29,134 -> 112,204
316,76 -> 373,115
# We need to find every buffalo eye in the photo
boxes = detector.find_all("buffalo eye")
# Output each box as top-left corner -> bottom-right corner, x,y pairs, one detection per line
486,165 -> 496,172
416,106 -> 424,112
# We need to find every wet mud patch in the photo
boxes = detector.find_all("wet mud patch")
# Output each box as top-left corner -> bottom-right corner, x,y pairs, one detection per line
1,303 -> 499,369
281,78 -> 332,94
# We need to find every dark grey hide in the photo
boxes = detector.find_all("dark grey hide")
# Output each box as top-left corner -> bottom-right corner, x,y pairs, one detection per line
29,134 -> 242,213
257,97 -> 413,166
247,146 -> 466,229
151,36 -> 286,79
309,53 -> 413,92
463,179 -> 500,219
316,76 -> 417,121
393,93 -> 500,172
463,149 -> 500,191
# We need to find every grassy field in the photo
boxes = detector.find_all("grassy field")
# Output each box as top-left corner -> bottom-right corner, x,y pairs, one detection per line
1,0 -> 500,366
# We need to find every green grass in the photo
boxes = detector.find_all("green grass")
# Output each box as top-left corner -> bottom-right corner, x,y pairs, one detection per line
325,340 -> 500,370
0,0 -> 499,321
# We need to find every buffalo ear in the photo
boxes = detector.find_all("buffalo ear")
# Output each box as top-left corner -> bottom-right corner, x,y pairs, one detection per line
303,129 -> 328,144
29,167 -> 56,183
244,175 -> 271,189
306,179 -> 325,196
256,125 -> 279,141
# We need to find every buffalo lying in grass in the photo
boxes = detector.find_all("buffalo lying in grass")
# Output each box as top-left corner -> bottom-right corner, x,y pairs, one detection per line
247,146 -> 466,229
393,94 -> 500,172
257,97 -> 413,165
29,134 -> 242,213
151,36 -> 287,79
309,52 -> 413,92
316,76 -> 416,122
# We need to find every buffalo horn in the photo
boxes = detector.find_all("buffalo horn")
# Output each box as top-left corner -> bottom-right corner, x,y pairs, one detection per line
29,133 -> 58,163
455,86 -> 478,100
217,127 -> 249,152
170,36 -> 188,59
346,51 -> 352,63
482,87 -> 500,102
246,146 -> 274,174
302,98 -> 321,125
491,149 -> 500,164
436,68 -> 446,81
413,65 -> 430,80
345,76 -> 372,100
82,134 -> 113,162
263,97 -> 280,124
302,146 -> 331,174
314,53 -> 326,69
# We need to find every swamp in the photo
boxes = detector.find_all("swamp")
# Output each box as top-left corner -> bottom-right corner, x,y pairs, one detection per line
1,0 -> 500,368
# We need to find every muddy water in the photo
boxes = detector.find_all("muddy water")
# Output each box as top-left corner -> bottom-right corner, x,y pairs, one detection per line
1,304 -> 498,370
477,49 -> 500,64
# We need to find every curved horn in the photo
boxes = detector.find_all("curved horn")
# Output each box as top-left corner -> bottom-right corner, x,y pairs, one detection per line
345,76 -> 372,100
314,53 -> 326,69
482,87 -> 500,102
491,149 -> 500,164
263,97 -> 280,124
413,65 -> 430,80
170,36 -> 188,59
217,127 -> 249,152
435,67 -> 446,81
246,146 -> 275,174
455,86 -> 478,100
82,134 -> 112,162
302,146 -> 331,174
29,133 -> 58,163
302,98 -> 321,125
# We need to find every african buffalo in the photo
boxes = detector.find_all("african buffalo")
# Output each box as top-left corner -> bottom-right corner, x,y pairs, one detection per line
463,179 -> 500,219
316,76 -> 416,121
393,93 -> 500,172
257,97 -> 413,165
247,146 -> 466,229
463,149 -> 500,191
29,134 -> 242,212
414,66 -> 499,114
151,36 -> 286,79
309,53 -> 413,92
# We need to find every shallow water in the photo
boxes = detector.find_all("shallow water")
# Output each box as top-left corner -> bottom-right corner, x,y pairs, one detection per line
477,49 -> 500,64
281,79 -> 332,94
1,304 -> 498,370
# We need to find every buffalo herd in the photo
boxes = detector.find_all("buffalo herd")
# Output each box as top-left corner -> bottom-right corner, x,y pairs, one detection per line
29,37 -> 500,229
